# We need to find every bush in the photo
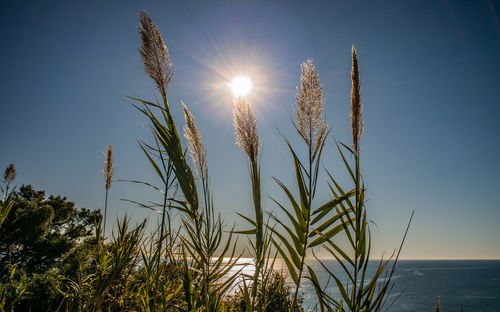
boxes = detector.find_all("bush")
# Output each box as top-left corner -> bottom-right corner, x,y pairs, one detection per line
0,185 -> 99,311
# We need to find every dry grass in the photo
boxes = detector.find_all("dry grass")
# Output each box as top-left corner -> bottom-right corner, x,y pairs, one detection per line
183,101 -> 207,180
233,96 -> 260,162
295,59 -> 326,159
103,144 -> 114,190
350,45 -> 363,155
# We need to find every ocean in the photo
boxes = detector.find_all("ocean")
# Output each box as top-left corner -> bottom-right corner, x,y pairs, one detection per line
230,259 -> 500,311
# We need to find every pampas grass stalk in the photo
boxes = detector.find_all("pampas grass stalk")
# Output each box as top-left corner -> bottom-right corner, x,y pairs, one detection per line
134,12 -> 199,214
182,101 -> 209,304
290,59 -> 327,310
269,59 -> 335,312
350,45 -> 363,156
138,11 -> 174,100
2,164 -> 16,199
183,101 -> 207,182
306,45 -> 412,312
103,144 -> 114,237
3,164 -> 16,185
233,96 -> 260,162
1,164 -> 17,228
178,87 -> 240,311
350,45 -> 365,306
295,59 -> 327,160
232,96 -> 264,308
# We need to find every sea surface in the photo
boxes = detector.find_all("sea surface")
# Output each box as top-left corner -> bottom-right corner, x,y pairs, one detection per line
229,259 -> 500,311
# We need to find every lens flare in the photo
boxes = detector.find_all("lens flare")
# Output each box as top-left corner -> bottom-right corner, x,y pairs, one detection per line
230,76 -> 252,97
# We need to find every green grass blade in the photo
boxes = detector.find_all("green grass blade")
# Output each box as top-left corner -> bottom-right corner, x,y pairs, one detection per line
271,238 -> 299,285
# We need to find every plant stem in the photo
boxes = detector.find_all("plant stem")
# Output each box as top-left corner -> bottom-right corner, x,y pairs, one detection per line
291,124 -> 314,312
103,188 -> 108,237
250,156 -> 263,310
352,152 -> 361,310
158,182 -> 168,265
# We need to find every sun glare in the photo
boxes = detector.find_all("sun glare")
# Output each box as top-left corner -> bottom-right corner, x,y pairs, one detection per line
230,76 -> 252,97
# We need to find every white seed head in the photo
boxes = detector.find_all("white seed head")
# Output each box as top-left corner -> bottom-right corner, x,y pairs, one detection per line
233,97 -> 260,161
295,59 -> 326,157
182,102 -> 207,180
138,11 -> 174,94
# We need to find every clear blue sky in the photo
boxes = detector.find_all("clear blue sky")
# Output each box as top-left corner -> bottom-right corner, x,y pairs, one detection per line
1,0 -> 499,259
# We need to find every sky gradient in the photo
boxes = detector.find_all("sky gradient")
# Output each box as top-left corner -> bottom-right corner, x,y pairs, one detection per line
1,0 -> 499,259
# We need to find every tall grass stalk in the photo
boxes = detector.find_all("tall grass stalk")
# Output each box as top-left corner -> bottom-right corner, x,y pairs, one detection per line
232,95 -> 266,310
183,100 -> 242,311
288,59 -> 325,311
1,164 -> 16,200
350,44 -> 364,310
270,59 -> 352,312
135,130 -> 177,265
182,100 -> 211,309
1,164 -> 17,226
103,144 -> 114,237
133,12 -> 240,311
308,45 -> 413,312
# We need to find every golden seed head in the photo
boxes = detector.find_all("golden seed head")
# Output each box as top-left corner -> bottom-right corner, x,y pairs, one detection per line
350,45 -> 364,155
3,164 -> 16,184
138,11 -> 174,95
103,144 -> 114,190
233,96 -> 260,161
182,101 -> 207,180
295,59 -> 326,158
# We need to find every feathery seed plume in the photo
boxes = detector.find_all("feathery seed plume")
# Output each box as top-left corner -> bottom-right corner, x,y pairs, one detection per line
233,96 -> 260,161
103,145 -> 114,190
138,11 -> 174,95
182,101 -> 207,180
3,164 -> 16,184
295,59 -> 326,158
350,45 -> 364,155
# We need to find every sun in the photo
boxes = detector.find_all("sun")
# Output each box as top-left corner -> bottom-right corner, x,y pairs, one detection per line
230,76 -> 252,97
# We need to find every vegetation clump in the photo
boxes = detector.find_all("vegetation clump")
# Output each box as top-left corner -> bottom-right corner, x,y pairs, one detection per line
0,11 -> 411,312
0,184 -> 99,311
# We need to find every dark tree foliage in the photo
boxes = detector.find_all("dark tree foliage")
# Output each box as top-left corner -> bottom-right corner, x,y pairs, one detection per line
0,185 -> 100,310
0,185 -> 99,275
